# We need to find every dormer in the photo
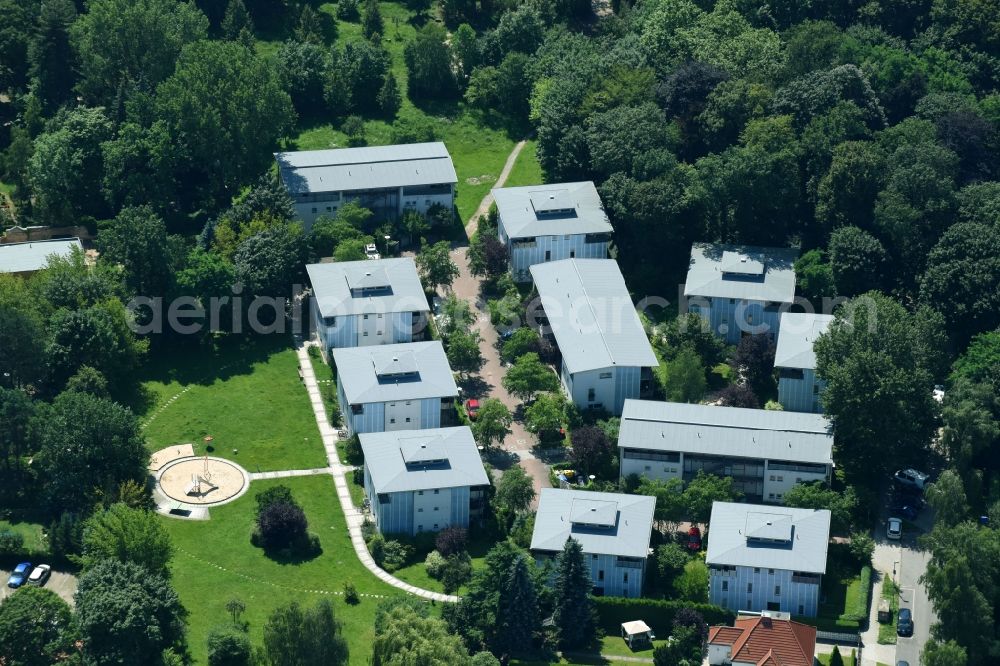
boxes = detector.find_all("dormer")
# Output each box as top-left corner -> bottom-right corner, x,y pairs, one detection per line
530,189 -> 578,219
744,512 -> 794,547
346,266 -> 392,298
569,498 -> 619,531
373,351 -> 420,383
720,251 -> 766,283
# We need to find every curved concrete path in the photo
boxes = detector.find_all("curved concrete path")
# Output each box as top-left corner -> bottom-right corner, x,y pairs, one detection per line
295,341 -> 459,603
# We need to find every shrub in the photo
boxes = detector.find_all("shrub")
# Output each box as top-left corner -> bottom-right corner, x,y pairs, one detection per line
592,597 -> 733,638
344,434 -> 363,465
255,485 -> 295,518
848,531 -> 875,565
361,519 -> 377,543
435,526 -> 467,557
381,539 -> 412,572
425,550 -> 447,579
207,625 -> 252,666
440,552 -> 472,593
335,0 -> 359,20
256,501 -> 309,551
343,581 -> 360,604
48,512 -> 84,559
368,534 -> 386,565
0,530 -> 25,556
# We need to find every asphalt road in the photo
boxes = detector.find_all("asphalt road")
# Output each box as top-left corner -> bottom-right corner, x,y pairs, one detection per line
896,545 -> 935,665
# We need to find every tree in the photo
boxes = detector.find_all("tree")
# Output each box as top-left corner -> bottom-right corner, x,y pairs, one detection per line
37,391 -> 148,514
0,279 -> 45,389
153,40 -> 294,209
261,599 -> 349,666
733,334 -> 776,396
815,292 -> 944,482
922,639 -> 968,666
657,542 -> 690,587
221,0 -> 253,40
816,141 -> 886,233
569,425 -> 615,479
524,391 -> 565,436
446,329 -> 484,378
81,503 -> 173,575
828,645 -> 844,666
659,315 -> 727,367
494,554 -> 539,657
47,300 -> 147,387
795,249 -> 836,302
0,587 -> 78,666
295,5 -> 325,44
233,223 -> 308,299
637,477 -> 686,528
920,222 -> 1000,345
783,482 -> 858,533
552,538 -> 596,648
97,205 -> 178,297
493,466 -> 534,520
501,328 -> 540,362
717,384 -> 759,408
330,40 -> 390,114
662,347 -> 706,403
436,526 -> 467,557
683,471 -> 740,524
416,241 -> 459,292
654,624 -> 703,666
28,0 -> 77,112
28,107 -> 113,224
0,387 -> 36,469
75,559 -> 185,664
951,331 -> 1000,390
828,226 -> 887,296
437,294 -> 474,339
404,24 -> 456,100
925,470 -> 970,527
373,600 -> 469,665
450,23 -> 480,82
472,398 -> 512,450
361,0 -> 383,40
502,352 -> 559,403
674,559 -> 709,603
102,121 -> 181,212
275,40 -> 329,117
207,625 -> 252,666
256,501 -> 309,551
469,234 -> 509,282
377,72 -> 402,117
70,0 -> 208,105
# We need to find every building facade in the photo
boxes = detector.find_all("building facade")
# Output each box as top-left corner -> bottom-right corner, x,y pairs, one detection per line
307,259 -> 431,352
707,503 -> 831,617
775,312 -> 834,413
684,244 -> 798,345
530,488 -> 655,598
617,400 -> 833,504
360,427 -> 489,536
530,259 -> 658,415
494,182 -> 613,282
332,342 -> 459,434
275,143 -> 457,228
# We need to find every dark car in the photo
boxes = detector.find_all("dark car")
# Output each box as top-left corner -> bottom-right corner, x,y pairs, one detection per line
6,562 -> 32,588
687,526 -> 702,551
891,503 -> 919,520
897,662 -> 910,666
897,608 -> 914,636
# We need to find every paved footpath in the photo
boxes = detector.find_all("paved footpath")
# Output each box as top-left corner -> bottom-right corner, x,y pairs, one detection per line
295,340 -> 459,603
247,467 -> 335,481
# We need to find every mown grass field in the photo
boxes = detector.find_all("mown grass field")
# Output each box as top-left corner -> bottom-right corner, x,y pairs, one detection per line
161,475 -> 408,665
138,336 -> 327,472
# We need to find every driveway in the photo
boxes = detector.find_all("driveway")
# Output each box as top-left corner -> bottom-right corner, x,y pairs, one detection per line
0,567 -> 78,606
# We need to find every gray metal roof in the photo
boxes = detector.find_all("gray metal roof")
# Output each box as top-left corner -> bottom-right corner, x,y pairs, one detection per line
530,488 -> 656,559
275,142 -> 457,195
307,258 -> 430,318
706,502 -> 831,574
529,259 -> 658,374
493,182 -> 613,239
361,426 -> 488,493
618,400 -> 833,466
774,313 -> 834,370
0,238 -> 83,274
684,243 -> 798,303
332,341 -> 458,404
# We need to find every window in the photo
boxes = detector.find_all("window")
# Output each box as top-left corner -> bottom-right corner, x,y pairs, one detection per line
623,572 -> 628,583
389,418 -> 396,424
376,331 -> 382,336
545,250 -> 551,261
777,475 -> 784,482
326,206 -> 332,212
599,372 -> 612,379
363,332 -> 369,337
768,569 -> 774,575
570,250 -> 576,258
754,568 -> 760,574
405,417 -> 411,423
774,585 -> 781,595
587,388 -> 596,401
433,523 -> 439,529
598,570 -> 604,581
311,207 -> 318,214
418,508 -> 424,512
769,493 -> 775,499
434,489 -> 440,495
378,314 -> 383,319
363,314 -> 369,320
769,475 -> 776,481
722,581 -> 728,591
813,384 -> 820,394
592,554 -> 598,560
747,583 -> 753,593
417,490 -> 423,495
798,605 -> 804,615
644,466 -> 651,471
417,525 -> 423,531
434,507 -> 439,511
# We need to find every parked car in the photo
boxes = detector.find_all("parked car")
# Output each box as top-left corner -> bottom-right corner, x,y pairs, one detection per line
464,399 -> 480,421
6,562 -> 32,588
897,661 -> 910,666
891,503 -> 919,520
364,243 -> 380,260
893,468 -> 930,491
687,526 -> 702,551
27,564 -> 51,586
897,608 -> 914,636
499,328 -> 517,342
887,517 -> 902,540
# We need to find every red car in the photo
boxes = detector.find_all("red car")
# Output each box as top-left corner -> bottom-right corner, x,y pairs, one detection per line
464,399 -> 480,421
687,526 -> 702,551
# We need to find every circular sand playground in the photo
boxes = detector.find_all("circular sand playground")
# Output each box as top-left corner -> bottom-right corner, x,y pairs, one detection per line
157,455 -> 250,507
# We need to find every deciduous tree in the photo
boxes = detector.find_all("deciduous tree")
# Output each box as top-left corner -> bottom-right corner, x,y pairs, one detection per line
0,587 -> 78,666
503,352 -> 560,403
81,503 -> 173,575
471,398 -> 512,450
261,599 -> 349,666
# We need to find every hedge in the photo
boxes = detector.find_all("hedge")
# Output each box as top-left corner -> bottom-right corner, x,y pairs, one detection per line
592,597 -> 735,637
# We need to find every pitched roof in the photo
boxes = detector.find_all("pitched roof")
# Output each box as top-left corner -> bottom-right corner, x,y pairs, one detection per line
684,243 -> 798,303
530,488 -> 655,559
307,258 -> 430,318
332,341 -> 458,404
493,182 -> 613,239
618,400 -> 833,466
0,238 -> 83,274
774,312 -> 834,370
275,142 -> 457,195
708,616 -> 816,666
706,502 -> 831,574
360,426 -> 489,493
529,259 -> 658,374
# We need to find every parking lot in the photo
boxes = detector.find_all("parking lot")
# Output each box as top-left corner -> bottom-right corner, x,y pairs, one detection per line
1,566 -> 79,606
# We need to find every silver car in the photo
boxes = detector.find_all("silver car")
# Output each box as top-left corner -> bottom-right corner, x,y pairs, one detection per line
887,517 -> 902,540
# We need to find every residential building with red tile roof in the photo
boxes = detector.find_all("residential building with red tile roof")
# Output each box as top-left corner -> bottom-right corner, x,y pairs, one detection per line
707,613 -> 816,666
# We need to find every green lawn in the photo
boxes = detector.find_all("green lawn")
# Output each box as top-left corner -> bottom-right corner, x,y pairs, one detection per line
878,578 -> 900,644
803,546 -> 870,632
139,336 -> 327,473
162,475 -> 407,665
0,519 -> 47,556
306,345 -> 341,429
390,529 -> 496,595
504,140 -> 544,188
